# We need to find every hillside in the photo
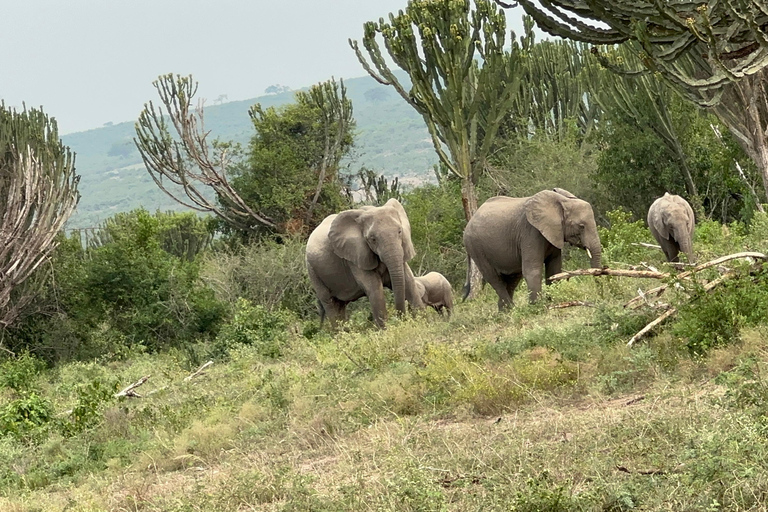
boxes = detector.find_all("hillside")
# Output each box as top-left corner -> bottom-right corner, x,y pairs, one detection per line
61,75 -> 437,229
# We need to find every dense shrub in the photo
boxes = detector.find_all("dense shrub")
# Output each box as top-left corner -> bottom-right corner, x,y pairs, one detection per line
3,209 -> 227,360
597,208 -> 658,264
674,267 -> 768,355
211,298 -> 294,359
200,236 -> 316,318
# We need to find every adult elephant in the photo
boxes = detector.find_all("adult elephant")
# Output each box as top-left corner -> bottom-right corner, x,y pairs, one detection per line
306,198 -> 423,328
463,189 -> 602,309
647,193 -> 696,263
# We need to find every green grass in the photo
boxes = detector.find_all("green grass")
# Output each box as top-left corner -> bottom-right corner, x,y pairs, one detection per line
5,210 -> 768,510
3,278 -> 768,510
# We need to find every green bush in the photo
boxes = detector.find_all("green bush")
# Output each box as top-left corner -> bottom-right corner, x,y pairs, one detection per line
673,268 -> 768,355
0,393 -> 53,441
59,377 -> 119,436
598,208 -> 656,264
201,236 -> 317,319
5,209 -> 228,360
0,352 -> 45,392
212,298 -> 294,359
402,182 -> 467,286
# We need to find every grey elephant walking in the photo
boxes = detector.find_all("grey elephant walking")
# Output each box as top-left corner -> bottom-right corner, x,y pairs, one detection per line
414,272 -> 454,317
463,189 -> 602,310
647,193 -> 696,263
305,198 -> 423,329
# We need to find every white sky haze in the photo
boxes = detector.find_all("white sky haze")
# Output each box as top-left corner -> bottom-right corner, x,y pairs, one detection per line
1,0 -> 524,134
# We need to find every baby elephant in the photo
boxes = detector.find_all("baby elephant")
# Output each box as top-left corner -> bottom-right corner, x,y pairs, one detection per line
648,193 -> 696,263
414,272 -> 454,317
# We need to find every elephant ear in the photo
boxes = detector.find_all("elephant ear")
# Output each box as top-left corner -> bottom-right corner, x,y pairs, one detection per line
648,200 -> 670,240
328,210 -> 379,270
384,198 -> 416,261
552,187 -> 578,199
525,190 -> 565,249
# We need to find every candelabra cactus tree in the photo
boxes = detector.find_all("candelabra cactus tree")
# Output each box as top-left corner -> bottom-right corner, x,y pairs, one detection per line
0,105 -> 80,328
495,0 -> 768,201
350,0 -> 526,222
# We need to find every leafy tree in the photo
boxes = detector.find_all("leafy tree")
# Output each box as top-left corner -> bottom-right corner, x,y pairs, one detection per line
0,105 -> 80,330
225,80 -> 354,238
135,74 -> 353,237
592,91 -> 762,223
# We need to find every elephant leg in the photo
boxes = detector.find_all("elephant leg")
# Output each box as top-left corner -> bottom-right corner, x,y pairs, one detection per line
523,265 -> 543,303
544,252 -> 563,285
319,297 -> 346,328
504,274 -> 523,305
351,267 -> 388,328
487,275 -> 514,311
660,239 -> 680,262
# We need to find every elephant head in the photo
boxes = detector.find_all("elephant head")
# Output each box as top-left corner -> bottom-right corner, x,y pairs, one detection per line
648,193 -> 695,263
327,198 -> 415,314
525,190 -> 602,268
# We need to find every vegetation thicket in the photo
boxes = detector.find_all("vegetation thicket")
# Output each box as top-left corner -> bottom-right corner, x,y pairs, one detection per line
7,1 -> 768,509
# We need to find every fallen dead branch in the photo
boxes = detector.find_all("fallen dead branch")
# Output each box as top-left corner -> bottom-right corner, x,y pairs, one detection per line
548,300 -> 595,309
115,375 -> 150,398
549,267 -> 669,282
184,361 -> 213,381
616,465 -> 667,476
627,271 -> 737,347
625,252 -> 767,308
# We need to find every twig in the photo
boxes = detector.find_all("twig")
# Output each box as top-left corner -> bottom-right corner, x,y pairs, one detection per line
548,300 -> 595,309
631,242 -> 662,249
115,375 -> 150,398
624,395 -> 646,406
626,308 -> 678,347
616,465 -> 667,476
184,361 -> 213,381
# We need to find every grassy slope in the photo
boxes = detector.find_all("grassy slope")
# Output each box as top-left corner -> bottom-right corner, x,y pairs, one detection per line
4,225 -> 768,510
61,74 -> 435,229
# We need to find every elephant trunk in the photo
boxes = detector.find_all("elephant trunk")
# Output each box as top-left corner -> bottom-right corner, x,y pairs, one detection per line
382,248 -> 407,315
678,235 -> 696,264
585,232 -> 602,269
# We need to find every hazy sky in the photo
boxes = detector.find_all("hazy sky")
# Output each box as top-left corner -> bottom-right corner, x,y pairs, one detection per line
1,1 -> 525,134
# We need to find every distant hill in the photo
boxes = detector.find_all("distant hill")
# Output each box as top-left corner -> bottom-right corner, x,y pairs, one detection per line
61,75 -> 438,229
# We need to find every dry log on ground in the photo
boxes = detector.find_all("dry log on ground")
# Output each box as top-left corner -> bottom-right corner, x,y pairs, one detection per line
184,361 -> 213,381
548,300 -> 595,309
115,375 -> 150,398
549,268 -> 669,282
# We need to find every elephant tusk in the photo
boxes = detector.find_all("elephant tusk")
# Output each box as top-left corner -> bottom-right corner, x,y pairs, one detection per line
586,248 -> 592,259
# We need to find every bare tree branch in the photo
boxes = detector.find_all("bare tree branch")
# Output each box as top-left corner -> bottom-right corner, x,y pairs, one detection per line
134,73 -> 279,233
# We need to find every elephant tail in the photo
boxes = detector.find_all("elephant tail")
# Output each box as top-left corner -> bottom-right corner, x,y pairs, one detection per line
462,257 -> 472,301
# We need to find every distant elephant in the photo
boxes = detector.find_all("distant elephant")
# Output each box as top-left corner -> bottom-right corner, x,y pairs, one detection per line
463,189 -> 602,309
305,198 -> 424,329
647,193 -> 696,263
414,272 -> 454,317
